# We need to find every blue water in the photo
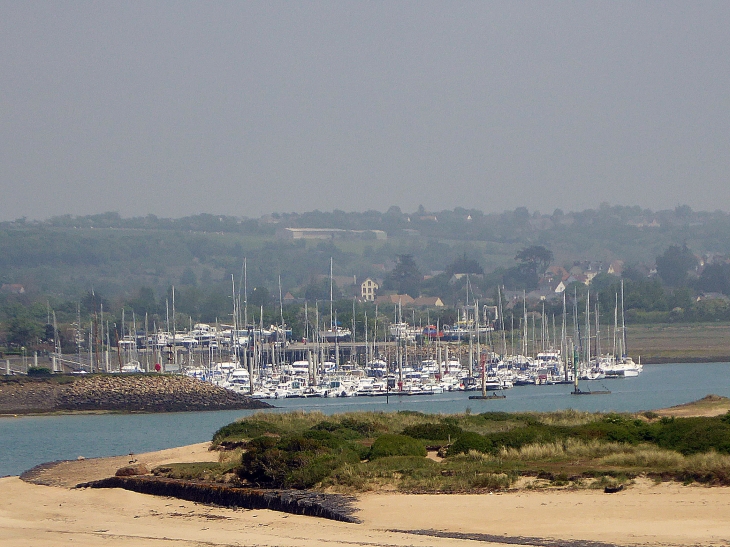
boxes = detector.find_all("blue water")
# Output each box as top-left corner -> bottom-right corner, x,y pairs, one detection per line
2,362 -> 729,477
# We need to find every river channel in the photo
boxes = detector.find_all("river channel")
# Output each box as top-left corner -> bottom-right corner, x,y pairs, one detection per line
2,362 -> 729,477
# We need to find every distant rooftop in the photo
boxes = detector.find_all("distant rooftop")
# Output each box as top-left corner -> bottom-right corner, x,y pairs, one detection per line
277,227 -> 387,240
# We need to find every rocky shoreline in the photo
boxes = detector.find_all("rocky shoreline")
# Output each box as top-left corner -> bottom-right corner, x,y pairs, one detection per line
0,374 -> 270,414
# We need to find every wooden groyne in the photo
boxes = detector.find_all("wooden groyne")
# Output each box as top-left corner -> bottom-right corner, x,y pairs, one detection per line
0,374 -> 270,414
77,476 -> 360,523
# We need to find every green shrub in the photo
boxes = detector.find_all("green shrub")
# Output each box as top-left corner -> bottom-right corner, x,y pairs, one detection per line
369,434 -> 426,459
238,433 -> 361,489
478,411 -> 514,421
401,422 -> 463,441
340,417 -> 378,435
470,472 -> 513,490
27,366 -> 52,376
212,420 -> 281,445
310,418 -> 375,439
651,416 -> 730,455
489,424 -> 567,451
447,431 -> 493,456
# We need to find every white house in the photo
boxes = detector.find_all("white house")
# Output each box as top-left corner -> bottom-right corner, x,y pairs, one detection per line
360,278 -> 379,302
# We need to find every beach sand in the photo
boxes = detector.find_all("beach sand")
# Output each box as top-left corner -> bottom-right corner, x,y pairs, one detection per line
3,443 -> 730,547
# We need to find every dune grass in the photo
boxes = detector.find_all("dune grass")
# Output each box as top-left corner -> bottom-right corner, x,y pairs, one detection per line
199,408 -> 730,492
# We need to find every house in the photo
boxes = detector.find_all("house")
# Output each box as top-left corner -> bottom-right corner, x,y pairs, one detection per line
525,287 -> 560,301
375,294 -> 415,305
360,278 -> 379,302
0,284 -> 25,294
412,296 -> 445,308
607,260 -> 624,276
545,265 -> 569,281
448,273 -> 483,285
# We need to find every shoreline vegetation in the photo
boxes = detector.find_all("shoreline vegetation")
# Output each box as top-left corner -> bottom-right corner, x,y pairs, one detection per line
184,398 -> 730,495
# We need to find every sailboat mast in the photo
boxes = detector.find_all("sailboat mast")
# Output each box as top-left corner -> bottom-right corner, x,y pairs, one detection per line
585,291 -> 591,366
231,275 -> 237,365
621,279 -> 627,357
364,310 -> 368,365
595,302 -> 601,358
522,291 -> 528,356
498,285 -> 506,356
613,293 -> 618,359
561,292 -> 567,381
244,258 -> 248,327
172,286 -> 177,367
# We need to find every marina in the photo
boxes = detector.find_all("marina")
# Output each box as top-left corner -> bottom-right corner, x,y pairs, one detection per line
32,284 -> 642,402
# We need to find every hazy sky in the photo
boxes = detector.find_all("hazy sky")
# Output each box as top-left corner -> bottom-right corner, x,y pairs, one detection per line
2,2 -> 729,221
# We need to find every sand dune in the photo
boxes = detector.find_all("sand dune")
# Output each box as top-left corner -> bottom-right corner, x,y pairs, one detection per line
4,441 -> 730,547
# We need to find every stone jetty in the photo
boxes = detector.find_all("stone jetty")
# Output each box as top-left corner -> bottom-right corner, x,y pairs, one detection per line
0,374 -> 270,414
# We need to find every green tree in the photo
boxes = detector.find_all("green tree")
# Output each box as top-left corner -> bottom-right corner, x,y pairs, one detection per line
7,315 -> 41,348
180,268 -> 198,286
502,246 -> 553,291
81,290 -> 109,314
249,286 -> 272,309
515,245 -> 554,276
384,254 -> 422,298
303,277 -> 341,302
697,263 -> 730,295
656,245 -> 697,287
446,253 -> 484,276
668,287 -> 694,311
126,287 -> 158,317
624,278 -> 667,312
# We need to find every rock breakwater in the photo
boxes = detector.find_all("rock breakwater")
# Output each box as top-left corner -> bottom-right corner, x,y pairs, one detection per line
78,476 -> 360,523
0,374 -> 270,414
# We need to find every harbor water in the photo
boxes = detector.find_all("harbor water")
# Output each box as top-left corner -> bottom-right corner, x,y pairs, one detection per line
2,362 -> 729,477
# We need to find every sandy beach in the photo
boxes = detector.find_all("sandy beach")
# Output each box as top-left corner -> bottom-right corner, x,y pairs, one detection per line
3,442 -> 730,547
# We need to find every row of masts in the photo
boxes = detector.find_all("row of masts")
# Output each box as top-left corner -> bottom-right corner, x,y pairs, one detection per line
51,256 -> 630,381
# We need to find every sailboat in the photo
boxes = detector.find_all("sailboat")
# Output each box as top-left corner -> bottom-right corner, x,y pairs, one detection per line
571,290 -> 610,395
320,258 -> 352,342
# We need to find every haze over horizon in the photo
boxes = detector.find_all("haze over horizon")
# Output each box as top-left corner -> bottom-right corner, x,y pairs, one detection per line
2,2 -> 729,222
